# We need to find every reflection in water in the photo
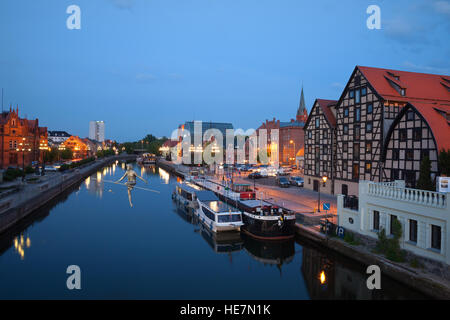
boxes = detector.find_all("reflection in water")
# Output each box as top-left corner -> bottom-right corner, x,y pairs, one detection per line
300,240 -> 430,299
159,167 -> 170,184
13,233 -> 31,260
242,234 -> 295,276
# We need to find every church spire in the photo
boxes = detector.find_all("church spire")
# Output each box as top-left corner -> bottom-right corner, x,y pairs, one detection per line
296,85 -> 308,122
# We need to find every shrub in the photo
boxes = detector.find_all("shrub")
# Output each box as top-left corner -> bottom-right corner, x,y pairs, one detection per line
375,221 -> 406,262
344,231 -> 359,245
3,168 -> 24,181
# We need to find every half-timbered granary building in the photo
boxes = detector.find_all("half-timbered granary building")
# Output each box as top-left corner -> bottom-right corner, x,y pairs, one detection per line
304,99 -> 337,194
383,101 -> 450,188
305,66 -> 450,196
332,66 -> 450,196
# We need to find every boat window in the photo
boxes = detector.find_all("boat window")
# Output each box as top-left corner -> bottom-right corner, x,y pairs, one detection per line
202,206 -> 216,221
218,214 -> 242,223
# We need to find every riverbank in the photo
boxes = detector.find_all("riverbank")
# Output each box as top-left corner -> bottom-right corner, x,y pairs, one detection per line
156,158 -> 450,299
294,224 -> 450,299
0,154 -> 136,235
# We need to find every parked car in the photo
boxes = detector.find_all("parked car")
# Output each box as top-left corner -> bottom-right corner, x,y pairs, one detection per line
277,167 -> 289,176
259,168 -> 268,177
277,177 -> 290,188
248,172 -> 262,179
289,176 -> 304,187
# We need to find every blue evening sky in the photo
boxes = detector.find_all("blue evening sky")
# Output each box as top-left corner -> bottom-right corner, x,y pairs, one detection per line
0,0 -> 449,141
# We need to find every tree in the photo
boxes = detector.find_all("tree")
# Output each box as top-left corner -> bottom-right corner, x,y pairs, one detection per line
417,155 -> 434,190
60,148 -> 73,160
438,149 -> 450,176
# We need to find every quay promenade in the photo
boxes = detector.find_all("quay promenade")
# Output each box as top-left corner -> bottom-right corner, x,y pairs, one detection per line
0,154 -> 136,234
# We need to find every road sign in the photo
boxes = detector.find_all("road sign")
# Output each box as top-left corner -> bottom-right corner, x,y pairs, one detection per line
323,203 -> 330,211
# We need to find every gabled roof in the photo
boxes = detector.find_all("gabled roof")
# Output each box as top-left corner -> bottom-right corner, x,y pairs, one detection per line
357,66 -> 450,104
408,101 -> 450,152
304,99 -> 337,129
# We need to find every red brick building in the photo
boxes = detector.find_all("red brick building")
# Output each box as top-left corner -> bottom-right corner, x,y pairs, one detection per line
253,87 -> 308,165
0,106 -> 48,169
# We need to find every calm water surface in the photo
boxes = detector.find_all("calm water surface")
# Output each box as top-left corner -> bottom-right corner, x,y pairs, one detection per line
0,162 -> 429,299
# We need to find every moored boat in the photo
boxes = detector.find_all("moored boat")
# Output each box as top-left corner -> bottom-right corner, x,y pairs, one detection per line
239,199 -> 296,240
172,182 -> 201,210
195,191 -> 244,233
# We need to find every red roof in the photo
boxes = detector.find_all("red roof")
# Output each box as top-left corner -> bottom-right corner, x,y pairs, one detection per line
163,140 -> 179,148
316,99 -> 337,127
409,101 -> 450,152
358,66 -> 450,104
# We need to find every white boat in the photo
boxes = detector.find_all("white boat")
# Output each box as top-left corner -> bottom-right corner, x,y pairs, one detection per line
195,191 -> 244,233
172,182 -> 201,210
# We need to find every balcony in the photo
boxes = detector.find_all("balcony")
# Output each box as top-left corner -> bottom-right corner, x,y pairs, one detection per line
343,195 -> 359,211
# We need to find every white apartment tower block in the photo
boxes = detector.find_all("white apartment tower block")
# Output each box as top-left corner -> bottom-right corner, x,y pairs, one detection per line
89,121 -> 105,142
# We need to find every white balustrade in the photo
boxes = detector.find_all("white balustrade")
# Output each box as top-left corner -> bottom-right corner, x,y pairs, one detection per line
367,182 -> 447,209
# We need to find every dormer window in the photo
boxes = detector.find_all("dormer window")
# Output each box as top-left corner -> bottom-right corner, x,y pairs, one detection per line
387,71 -> 400,81
400,88 -> 406,96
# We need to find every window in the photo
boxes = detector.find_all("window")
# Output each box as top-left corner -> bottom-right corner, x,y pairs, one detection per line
323,130 -> 328,139
355,75 -> 361,86
393,149 -> 399,160
315,164 -> 319,175
353,143 -> 360,159
349,90 -> 354,98
323,145 -> 328,155
367,103 -> 373,114
392,169 -> 399,180
343,124 -> 349,134
407,110 -> 414,121
315,133 -> 320,144
354,126 -> 360,140
409,220 -> 418,243
308,145 -> 312,154
355,108 -> 361,122
355,89 -> 361,103
366,121 -> 373,133
365,142 -> 372,153
413,128 -> 422,141
315,118 -> 320,128
352,164 -> 359,180
365,162 -> 371,173
343,142 -> 348,153
431,225 -> 441,250
344,107 -> 349,117
406,149 -> 414,161
361,87 -> 367,96
390,215 -> 398,236
399,129 -> 407,141
315,147 -> 320,160
373,210 -> 380,231
308,131 -> 312,139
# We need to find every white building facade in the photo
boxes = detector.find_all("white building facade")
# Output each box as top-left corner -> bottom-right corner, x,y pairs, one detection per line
338,180 -> 450,265
89,121 -> 105,142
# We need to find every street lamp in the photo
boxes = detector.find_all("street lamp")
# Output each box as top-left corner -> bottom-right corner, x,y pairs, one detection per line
290,140 -> 296,165
317,175 -> 327,213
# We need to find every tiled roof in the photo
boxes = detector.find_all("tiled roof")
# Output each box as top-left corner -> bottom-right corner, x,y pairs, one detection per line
163,140 -> 179,148
408,101 -> 450,152
316,99 -> 337,128
357,66 -> 450,104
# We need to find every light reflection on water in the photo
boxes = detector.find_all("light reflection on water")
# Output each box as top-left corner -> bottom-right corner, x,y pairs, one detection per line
0,161 -> 430,299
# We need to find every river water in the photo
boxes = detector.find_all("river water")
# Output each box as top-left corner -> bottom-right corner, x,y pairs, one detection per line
0,161 -> 429,299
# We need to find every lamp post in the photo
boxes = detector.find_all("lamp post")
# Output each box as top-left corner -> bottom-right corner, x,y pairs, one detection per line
317,175 -> 327,213
289,140 -> 296,165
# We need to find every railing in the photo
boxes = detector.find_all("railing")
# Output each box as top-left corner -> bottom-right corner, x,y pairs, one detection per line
343,195 -> 359,211
367,182 -> 447,208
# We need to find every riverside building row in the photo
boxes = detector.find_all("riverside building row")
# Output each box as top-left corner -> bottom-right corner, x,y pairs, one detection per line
304,65 -> 450,196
